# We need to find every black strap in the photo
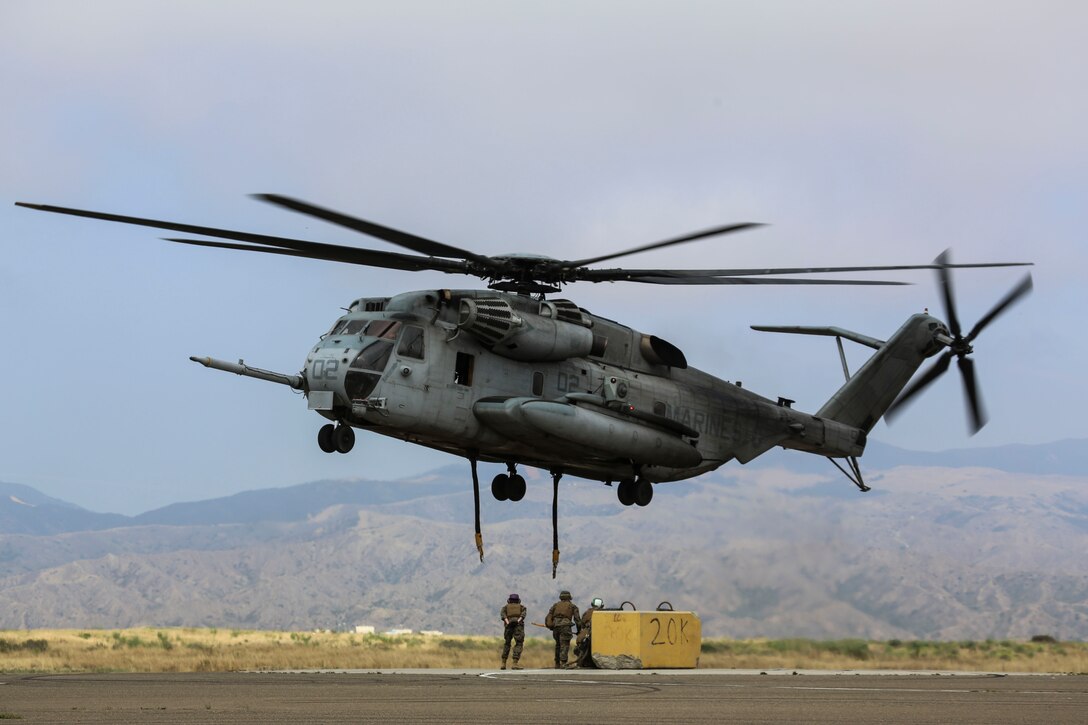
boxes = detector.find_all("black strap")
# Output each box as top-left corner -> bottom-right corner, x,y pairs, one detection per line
470,451 -> 483,562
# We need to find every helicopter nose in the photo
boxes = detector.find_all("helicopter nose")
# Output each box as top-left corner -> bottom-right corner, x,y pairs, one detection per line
304,344 -> 350,399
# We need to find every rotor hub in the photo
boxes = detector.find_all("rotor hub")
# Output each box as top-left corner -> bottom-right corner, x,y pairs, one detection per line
950,338 -> 974,357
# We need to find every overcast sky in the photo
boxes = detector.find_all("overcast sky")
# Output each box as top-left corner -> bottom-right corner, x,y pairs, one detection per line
2,1 -> 1084,514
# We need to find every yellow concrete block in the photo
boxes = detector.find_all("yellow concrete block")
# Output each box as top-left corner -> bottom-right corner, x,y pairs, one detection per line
591,610 -> 701,669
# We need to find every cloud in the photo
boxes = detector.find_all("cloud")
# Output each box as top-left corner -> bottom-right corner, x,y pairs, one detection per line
1,0 -> 1083,512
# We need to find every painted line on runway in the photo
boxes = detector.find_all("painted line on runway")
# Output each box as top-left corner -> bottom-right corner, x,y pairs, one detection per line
480,672 -> 1079,697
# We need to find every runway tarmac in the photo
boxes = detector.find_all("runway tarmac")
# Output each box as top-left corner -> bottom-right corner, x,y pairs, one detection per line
1,669 -> 1085,723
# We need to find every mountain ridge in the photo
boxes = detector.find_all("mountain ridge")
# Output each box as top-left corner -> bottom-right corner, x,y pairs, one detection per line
0,439 -> 1084,639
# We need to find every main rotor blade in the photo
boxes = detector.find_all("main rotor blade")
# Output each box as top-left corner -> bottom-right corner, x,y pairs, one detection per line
885,350 -> 954,420
614,276 -> 909,286
958,355 -> 988,434
15,201 -> 468,274
965,273 -> 1034,343
935,249 -> 963,339
164,238 -> 465,273
255,194 -> 496,267
561,223 -> 764,268
580,260 -> 1032,282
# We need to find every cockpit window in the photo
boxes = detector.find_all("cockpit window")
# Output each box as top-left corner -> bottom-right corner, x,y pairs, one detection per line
367,320 -> 401,339
331,318 -> 403,338
345,371 -> 381,400
397,325 -> 425,360
342,319 -> 369,335
350,338 -> 394,372
328,315 -> 406,339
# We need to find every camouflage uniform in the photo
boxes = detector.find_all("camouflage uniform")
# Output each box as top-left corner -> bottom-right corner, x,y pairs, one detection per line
574,602 -> 601,668
500,594 -> 526,669
545,590 -> 581,668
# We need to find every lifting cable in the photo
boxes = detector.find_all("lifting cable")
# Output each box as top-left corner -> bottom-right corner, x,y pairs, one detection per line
551,469 -> 563,579
470,452 -> 484,562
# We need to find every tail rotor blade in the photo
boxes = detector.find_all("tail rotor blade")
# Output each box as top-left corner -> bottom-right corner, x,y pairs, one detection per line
886,350 -> 954,421
895,260 -> 1027,434
965,273 -> 1033,343
958,356 -> 988,433
934,249 -> 963,339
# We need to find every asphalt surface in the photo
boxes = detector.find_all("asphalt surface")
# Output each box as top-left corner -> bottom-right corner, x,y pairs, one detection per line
1,669 -> 1085,723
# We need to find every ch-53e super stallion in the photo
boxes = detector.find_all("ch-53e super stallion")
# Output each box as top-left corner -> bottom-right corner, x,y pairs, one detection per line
16,196 -> 1032,576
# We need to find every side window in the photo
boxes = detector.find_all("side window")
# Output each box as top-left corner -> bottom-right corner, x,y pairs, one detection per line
653,401 -> 667,417
397,325 -> 425,360
454,352 -> 474,386
532,371 -> 544,396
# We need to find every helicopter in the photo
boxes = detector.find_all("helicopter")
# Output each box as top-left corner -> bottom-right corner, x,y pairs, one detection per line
15,196 -> 1032,577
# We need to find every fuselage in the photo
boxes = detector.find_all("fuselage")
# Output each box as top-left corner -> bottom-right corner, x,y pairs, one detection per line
301,289 -> 940,485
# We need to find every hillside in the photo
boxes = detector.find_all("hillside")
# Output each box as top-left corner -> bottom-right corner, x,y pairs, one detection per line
0,440 -> 1085,639
0,482 -> 128,535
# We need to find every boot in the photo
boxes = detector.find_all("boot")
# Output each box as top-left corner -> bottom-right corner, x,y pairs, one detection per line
512,659 -> 523,670
500,658 -> 507,670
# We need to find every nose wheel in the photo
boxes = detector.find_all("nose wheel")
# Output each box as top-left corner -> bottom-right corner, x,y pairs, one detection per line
318,423 -> 355,454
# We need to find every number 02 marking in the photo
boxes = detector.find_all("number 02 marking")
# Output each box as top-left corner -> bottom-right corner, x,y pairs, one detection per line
312,359 -> 340,380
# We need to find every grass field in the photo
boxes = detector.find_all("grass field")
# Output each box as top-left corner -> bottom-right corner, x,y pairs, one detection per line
0,629 -> 1084,673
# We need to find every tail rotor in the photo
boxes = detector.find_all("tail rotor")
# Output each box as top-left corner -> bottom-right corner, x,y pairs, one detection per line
886,250 -> 1032,434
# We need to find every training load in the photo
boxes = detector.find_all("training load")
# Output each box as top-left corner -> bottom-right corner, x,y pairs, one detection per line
587,603 -> 701,669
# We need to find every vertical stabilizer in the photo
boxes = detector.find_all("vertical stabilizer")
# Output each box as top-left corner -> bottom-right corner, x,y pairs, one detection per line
817,313 -> 945,432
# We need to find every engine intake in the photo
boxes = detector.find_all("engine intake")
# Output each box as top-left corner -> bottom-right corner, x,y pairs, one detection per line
459,297 -> 594,362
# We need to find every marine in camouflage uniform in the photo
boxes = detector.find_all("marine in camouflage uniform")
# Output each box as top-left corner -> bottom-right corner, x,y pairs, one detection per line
573,597 -> 603,668
545,590 -> 581,668
499,593 -> 526,670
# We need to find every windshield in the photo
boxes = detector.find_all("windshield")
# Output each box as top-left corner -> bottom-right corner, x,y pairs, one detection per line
329,318 -> 401,338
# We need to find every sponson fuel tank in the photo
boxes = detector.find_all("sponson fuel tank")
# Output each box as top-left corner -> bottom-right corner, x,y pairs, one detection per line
474,396 -> 702,469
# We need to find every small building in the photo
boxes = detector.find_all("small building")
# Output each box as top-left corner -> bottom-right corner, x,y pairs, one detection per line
354,625 -> 376,635
385,628 -> 413,636
419,630 -> 444,637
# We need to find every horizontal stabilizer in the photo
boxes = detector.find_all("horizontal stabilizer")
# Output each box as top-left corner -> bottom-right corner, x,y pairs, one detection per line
751,325 -> 884,350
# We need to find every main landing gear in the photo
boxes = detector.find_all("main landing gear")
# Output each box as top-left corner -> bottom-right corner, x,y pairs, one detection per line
491,464 -> 526,502
616,477 -> 653,507
317,423 -> 355,454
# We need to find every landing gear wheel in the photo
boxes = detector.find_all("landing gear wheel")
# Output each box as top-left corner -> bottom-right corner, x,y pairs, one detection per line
333,425 -> 355,454
617,479 -> 636,506
317,424 -> 336,453
634,478 -> 654,507
507,474 -> 527,502
491,474 -> 510,501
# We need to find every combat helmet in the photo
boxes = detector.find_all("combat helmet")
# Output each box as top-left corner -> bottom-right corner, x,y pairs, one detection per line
508,593 -> 520,603
591,597 -> 603,608
560,590 -> 572,600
